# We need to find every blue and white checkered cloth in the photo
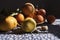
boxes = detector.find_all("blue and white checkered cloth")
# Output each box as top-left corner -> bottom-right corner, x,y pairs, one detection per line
0,33 -> 60,40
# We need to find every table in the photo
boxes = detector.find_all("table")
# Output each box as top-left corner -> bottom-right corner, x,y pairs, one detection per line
0,19 -> 60,40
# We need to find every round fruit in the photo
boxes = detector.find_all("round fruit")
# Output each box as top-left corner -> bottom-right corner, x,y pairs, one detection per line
47,15 -> 56,24
36,15 -> 44,24
40,26 -> 48,31
21,17 -> 36,32
22,3 -> 35,16
15,13 -> 24,24
35,9 -> 38,12
0,16 -> 18,31
34,9 -> 38,15
38,9 -> 46,16
27,13 -> 34,18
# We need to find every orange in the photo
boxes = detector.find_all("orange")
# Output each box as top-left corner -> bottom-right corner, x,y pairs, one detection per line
16,13 -> 24,24
36,15 -> 44,24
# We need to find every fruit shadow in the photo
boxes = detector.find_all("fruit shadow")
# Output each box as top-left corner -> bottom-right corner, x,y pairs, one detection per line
41,22 -> 60,38
48,24 -> 60,38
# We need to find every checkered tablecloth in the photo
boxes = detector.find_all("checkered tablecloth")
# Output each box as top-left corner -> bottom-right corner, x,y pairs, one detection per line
0,33 -> 60,40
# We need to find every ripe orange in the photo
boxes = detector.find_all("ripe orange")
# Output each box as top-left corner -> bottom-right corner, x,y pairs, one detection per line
16,13 -> 24,24
36,15 -> 44,24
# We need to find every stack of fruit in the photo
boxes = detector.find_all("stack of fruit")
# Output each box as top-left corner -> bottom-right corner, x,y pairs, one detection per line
0,3 -> 56,33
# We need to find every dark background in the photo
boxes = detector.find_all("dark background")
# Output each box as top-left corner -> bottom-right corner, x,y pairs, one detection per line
0,0 -> 60,18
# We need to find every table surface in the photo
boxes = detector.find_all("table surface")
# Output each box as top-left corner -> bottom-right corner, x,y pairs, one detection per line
0,19 -> 60,40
